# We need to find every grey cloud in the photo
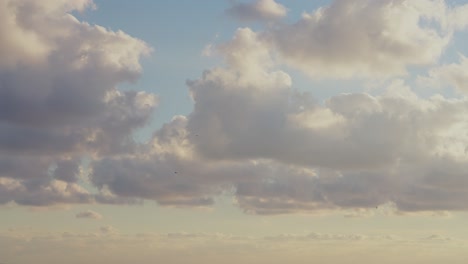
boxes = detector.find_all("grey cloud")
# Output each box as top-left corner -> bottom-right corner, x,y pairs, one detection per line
76,210 -> 102,219
0,0 -> 157,206
0,155 -> 50,181
91,116 -> 325,208
94,192 -> 142,205
90,99 -> 468,213
0,178 -> 93,206
0,0 -> 155,149
90,117 -> 231,207
100,225 -> 118,235
53,158 -> 81,183
264,232 -> 366,242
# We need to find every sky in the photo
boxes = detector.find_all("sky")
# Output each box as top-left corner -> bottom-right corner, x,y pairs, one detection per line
2,0 -> 468,263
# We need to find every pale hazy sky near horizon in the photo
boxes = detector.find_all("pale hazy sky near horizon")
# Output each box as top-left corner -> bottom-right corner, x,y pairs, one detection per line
2,0 -> 468,263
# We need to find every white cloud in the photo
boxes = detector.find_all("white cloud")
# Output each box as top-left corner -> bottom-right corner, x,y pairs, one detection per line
0,0 -> 156,206
90,27 -> 468,214
264,0 -> 468,78
226,0 -> 287,22
3,0 -> 468,217
188,56 -> 468,213
418,55 -> 468,93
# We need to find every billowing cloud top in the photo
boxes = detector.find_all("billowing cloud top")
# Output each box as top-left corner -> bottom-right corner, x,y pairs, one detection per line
266,0 -> 468,78
3,0 -> 468,216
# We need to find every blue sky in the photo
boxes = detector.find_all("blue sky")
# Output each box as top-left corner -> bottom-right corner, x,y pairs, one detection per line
2,0 -> 468,263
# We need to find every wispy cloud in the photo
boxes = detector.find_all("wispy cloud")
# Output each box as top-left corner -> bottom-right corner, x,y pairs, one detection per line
75,210 -> 102,220
0,229 -> 464,264
226,0 -> 287,22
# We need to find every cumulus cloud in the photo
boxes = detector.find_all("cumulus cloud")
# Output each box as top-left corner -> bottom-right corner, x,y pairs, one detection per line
0,0 -> 156,206
76,210 -> 102,219
4,0 -> 468,217
418,55 -> 468,93
226,0 -> 287,22
190,32 -> 468,212
187,30 -> 466,169
0,178 -> 92,206
265,0 -> 468,78
90,27 -> 468,214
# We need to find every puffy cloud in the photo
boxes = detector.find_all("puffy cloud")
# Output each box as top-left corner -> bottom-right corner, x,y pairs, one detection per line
265,0 -> 468,78
4,0 -> 468,217
0,0 -> 156,206
418,55 -> 468,93
0,178 -> 92,206
187,49 -> 468,213
75,210 -> 102,219
226,0 -> 287,22
90,27 -> 468,214
91,115 -> 317,208
188,30 -> 464,170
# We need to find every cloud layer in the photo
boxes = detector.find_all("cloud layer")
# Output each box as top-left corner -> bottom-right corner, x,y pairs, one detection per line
1,229 -> 465,264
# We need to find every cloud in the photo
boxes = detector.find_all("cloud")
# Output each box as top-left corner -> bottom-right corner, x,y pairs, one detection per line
90,27 -> 468,214
75,210 -> 102,219
418,55 -> 468,93
0,178 -> 92,206
264,232 -> 367,242
264,0 -> 468,78
226,0 -> 287,22
187,30 -> 467,169
100,225 -> 118,235
4,0 -> 468,217
0,0 -> 156,206
183,28 -> 468,213
0,229 -> 463,264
